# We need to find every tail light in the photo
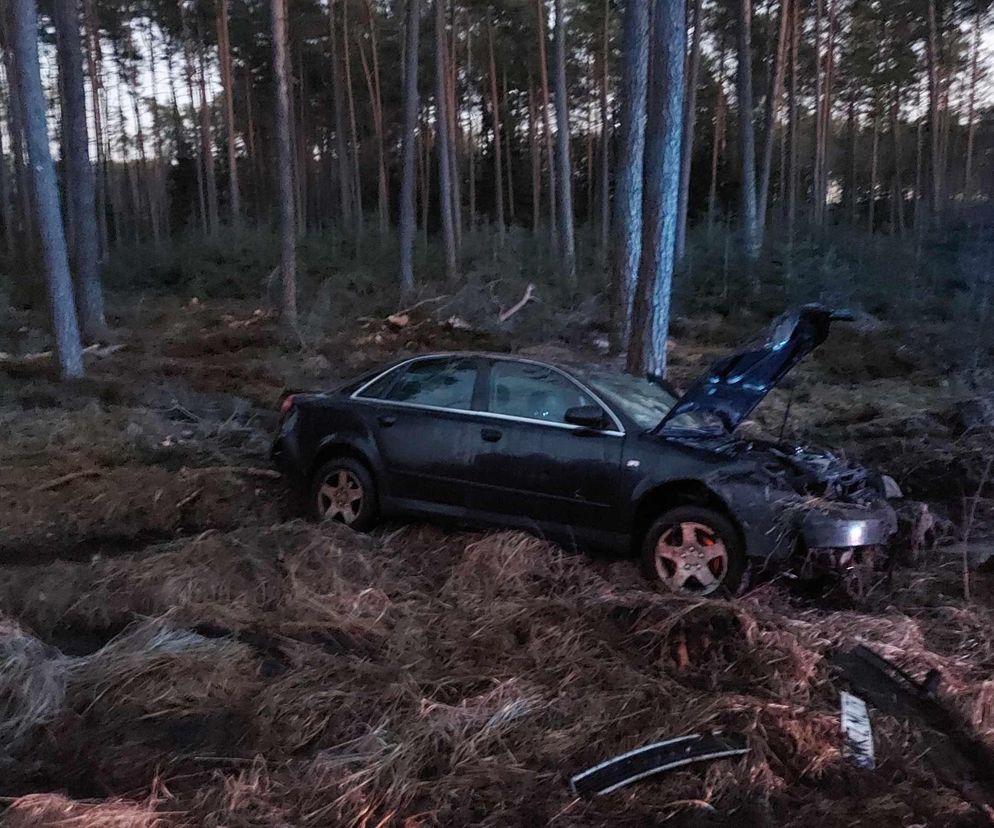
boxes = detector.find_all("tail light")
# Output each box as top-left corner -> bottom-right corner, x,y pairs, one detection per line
280,394 -> 296,416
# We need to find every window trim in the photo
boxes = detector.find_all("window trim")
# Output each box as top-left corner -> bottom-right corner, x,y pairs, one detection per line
351,355 -> 625,436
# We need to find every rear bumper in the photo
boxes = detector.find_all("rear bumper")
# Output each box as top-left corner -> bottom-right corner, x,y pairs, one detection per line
271,413 -> 306,488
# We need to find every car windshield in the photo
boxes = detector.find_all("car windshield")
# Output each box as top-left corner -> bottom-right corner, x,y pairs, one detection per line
583,370 -> 725,433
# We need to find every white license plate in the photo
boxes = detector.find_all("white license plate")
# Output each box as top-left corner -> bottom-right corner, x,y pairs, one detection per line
840,691 -> 875,769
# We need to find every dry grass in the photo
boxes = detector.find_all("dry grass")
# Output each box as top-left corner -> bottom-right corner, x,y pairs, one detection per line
3,523 -> 994,825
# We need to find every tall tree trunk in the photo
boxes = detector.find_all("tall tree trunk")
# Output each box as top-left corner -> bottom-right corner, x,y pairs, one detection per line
675,0 -> 704,263
447,9 -> 462,248
611,0 -> 650,349
868,96 -> 880,233
399,0 -> 421,298
53,0 -> 105,341
552,0 -> 576,285
216,0 -> 241,224
361,0 -> 389,234
735,0 -> 760,264
272,0 -> 297,330
435,0 -> 457,283
487,18 -> 505,242
196,32 -> 219,235
535,0 -> 557,245
529,77 -> 541,234
707,58 -> 727,236
342,0 -> 363,233
964,7 -> 981,199
756,0 -> 790,238
1,25 -> 35,250
891,84 -> 904,236
145,20 -> 169,240
12,0 -> 84,378
925,0 -> 942,218
627,0 -> 684,376
82,0 -> 107,254
597,0 -> 610,257
785,3 -> 799,266
0,91 -> 12,253
329,0 -> 353,228
467,24 -> 476,228
503,66 -> 516,223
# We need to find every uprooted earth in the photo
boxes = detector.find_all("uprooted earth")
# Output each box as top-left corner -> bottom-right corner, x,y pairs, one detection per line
5,297 -> 994,826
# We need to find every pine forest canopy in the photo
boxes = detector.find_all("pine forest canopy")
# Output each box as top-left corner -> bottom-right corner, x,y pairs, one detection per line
1,0 -> 994,378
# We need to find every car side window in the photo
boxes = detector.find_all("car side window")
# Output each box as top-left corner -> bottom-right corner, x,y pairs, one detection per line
359,358 -> 478,410
488,361 -> 599,424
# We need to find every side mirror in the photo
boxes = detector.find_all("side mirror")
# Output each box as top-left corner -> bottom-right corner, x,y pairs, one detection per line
564,405 -> 609,431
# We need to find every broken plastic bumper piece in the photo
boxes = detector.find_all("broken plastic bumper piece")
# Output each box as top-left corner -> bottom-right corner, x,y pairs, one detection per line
570,732 -> 749,797
798,501 -> 897,549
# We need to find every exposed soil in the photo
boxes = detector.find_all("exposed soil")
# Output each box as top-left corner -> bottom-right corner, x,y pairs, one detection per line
3,298 -> 994,826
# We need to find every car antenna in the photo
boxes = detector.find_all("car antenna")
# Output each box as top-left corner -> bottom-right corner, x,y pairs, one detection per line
777,390 -> 794,446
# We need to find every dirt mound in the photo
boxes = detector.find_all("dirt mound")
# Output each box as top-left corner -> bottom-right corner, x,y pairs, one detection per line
1,523 -> 992,825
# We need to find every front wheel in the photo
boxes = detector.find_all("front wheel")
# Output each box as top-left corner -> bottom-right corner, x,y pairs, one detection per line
308,458 -> 378,531
641,506 -> 745,597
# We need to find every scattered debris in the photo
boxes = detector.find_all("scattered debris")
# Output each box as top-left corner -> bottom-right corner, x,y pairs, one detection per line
569,733 -> 749,797
839,691 -> 875,769
832,645 -> 994,817
33,469 -> 105,493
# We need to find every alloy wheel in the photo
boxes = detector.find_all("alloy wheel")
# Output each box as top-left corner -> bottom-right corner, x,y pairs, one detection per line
654,521 -> 729,595
317,469 -> 365,525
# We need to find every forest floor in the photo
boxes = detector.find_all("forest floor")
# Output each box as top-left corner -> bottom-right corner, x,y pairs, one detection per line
3,293 -> 994,825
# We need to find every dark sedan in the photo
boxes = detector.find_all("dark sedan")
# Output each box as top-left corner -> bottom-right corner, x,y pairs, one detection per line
272,305 -> 897,596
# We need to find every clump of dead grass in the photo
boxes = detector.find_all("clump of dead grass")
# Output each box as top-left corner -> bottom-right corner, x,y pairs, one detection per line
0,792 -> 165,827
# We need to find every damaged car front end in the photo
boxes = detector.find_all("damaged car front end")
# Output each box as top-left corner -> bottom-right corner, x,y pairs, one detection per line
639,304 -> 898,594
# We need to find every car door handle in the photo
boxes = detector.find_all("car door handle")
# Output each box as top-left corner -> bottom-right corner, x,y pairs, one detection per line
481,427 -> 502,442
378,414 -> 397,427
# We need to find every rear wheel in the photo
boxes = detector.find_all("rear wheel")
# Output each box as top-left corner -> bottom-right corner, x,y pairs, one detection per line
308,458 -> 378,531
641,506 -> 745,596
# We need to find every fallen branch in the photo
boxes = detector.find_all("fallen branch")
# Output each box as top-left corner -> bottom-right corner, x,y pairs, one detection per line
499,284 -> 537,323
33,470 -> 104,492
0,343 -> 124,366
180,466 -> 282,480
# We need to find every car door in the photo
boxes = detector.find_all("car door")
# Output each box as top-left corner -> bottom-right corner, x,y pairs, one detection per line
471,358 -> 625,537
352,356 -> 484,515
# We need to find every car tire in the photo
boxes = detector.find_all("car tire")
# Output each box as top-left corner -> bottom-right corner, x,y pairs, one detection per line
308,457 -> 379,531
641,506 -> 745,597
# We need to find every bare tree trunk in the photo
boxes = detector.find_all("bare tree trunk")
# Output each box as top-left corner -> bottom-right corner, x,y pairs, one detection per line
0,90 -> 12,253
846,89 -> 857,225
529,77 -> 541,234
1,23 -> 35,251
552,0 -> 577,285
868,96 -> 880,233
707,61 -> 727,237
785,4 -> 799,265
467,24 -> 476,228
361,0 -> 389,234
53,0 -> 106,341
597,0 -> 610,257
503,67 -> 516,223
926,0 -> 942,219
447,9 -> 462,248
487,18 -> 506,242
272,0 -> 297,330
965,7 -> 981,199
891,84 -> 904,236
435,0 -> 457,284
735,0 -> 760,265
627,0 -> 684,376
217,0 -> 241,224
399,0 -> 421,298
329,0 -> 354,228
12,0 -> 84,378
196,31 -> 219,235
145,20 -> 169,240
342,0 -> 363,233
675,0 -> 703,263
535,0 -> 557,245
756,0 -> 790,238
82,0 -> 107,254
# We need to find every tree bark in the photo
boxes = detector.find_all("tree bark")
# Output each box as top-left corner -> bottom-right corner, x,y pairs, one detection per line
868,97 -> 880,233
707,59 -> 727,237
53,0 -> 106,341
196,30 -> 219,235
399,0 -> 421,299
0,91 -> 12,252
611,0 -> 650,349
529,76 -> 541,234
925,0 -> 942,218
735,0 -> 760,264
487,18 -> 506,242
552,0 -> 576,286
535,0 -> 557,245
329,0 -> 353,228
361,0 -> 389,234
272,0 -> 297,330
964,7 -> 981,199
82,0 -> 107,254
11,0 -> 84,378
627,0 -> 684,376
785,2 -> 799,264
216,0 -> 241,224
675,0 -> 703,263
342,0 -> 363,233
597,0 -> 610,257
435,0 -> 457,284
756,0 -> 790,239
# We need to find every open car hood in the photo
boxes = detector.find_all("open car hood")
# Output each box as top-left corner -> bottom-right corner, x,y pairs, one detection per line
656,304 -> 850,433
